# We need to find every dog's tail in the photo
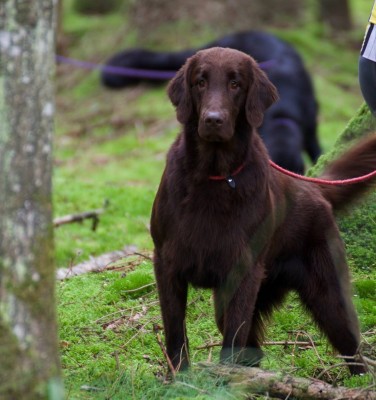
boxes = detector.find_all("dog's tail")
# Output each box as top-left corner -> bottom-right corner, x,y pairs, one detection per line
319,134 -> 376,212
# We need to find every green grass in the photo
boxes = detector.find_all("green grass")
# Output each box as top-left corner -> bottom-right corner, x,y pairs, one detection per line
56,1 -> 375,398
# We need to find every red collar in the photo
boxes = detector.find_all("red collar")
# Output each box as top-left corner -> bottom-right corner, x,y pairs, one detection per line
208,162 -> 246,189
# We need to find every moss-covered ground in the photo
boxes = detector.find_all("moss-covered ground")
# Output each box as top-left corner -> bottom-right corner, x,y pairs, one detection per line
56,1 -> 375,398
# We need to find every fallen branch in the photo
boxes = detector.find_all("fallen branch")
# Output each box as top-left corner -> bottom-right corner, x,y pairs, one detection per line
199,363 -> 376,400
56,246 -> 138,280
54,201 -> 109,231
56,248 -> 154,280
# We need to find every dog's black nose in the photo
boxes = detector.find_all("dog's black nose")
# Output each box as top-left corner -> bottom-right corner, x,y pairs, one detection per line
204,111 -> 224,127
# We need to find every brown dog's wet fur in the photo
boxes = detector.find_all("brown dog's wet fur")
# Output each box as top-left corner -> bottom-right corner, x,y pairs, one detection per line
151,47 -> 376,374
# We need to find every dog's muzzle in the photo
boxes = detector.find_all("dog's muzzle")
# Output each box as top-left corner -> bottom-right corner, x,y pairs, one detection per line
199,110 -> 233,142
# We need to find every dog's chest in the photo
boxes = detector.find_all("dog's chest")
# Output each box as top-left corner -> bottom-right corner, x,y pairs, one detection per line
171,190 -> 258,287
177,187 -> 247,243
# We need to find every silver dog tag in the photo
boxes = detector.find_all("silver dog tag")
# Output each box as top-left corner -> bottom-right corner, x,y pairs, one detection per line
226,176 -> 236,189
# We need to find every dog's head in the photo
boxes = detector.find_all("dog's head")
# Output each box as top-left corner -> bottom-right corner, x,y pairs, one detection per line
168,47 -> 278,142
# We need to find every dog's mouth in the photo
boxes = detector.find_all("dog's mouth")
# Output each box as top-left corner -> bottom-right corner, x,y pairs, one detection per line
198,121 -> 234,143
198,131 -> 229,143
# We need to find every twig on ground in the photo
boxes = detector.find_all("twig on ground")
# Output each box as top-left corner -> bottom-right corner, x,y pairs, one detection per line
339,354 -> 376,371
94,300 -> 159,325
132,251 -> 153,261
101,305 -> 150,331
154,326 -> 176,378
174,381 -> 210,395
316,361 -> 367,380
265,340 -> 315,347
54,200 -> 109,231
122,282 -> 156,294
363,356 -> 376,369
120,319 -> 159,350
290,330 -> 329,378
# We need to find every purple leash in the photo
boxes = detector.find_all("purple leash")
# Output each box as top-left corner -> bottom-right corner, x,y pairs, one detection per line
56,55 -> 276,80
56,55 -> 177,80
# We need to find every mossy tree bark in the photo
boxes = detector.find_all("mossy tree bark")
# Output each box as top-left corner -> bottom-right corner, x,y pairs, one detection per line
310,104 -> 376,176
0,1 -> 63,399
309,104 -> 376,272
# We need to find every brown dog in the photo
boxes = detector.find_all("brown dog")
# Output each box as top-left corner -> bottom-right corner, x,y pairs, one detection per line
151,47 -> 375,374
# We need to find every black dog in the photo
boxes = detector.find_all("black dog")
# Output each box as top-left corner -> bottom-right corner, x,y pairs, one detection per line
151,48 -> 373,374
102,31 -> 321,173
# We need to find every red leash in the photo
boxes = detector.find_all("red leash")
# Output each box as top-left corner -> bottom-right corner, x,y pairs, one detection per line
269,159 -> 376,186
208,160 -> 376,188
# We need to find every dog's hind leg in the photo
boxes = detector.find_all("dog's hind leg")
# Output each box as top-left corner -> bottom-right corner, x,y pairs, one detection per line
246,282 -> 289,356
295,238 -> 365,375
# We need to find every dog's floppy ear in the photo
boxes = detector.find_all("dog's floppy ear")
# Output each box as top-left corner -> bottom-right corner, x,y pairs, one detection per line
167,58 -> 195,124
246,61 -> 279,127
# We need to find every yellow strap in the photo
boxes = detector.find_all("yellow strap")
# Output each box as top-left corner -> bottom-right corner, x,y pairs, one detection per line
370,0 -> 376,24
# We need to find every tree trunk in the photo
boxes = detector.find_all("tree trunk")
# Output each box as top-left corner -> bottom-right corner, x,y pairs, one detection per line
0,1 -> 63,399
318,0 -> 352,31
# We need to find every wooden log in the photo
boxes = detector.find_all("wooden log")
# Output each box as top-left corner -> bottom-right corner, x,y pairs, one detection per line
199,363 -> 376,400
55,246 -> 139,280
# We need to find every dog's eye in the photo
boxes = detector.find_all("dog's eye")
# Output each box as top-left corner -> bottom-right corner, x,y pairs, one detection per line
230,80 -> 239,89
197,79 -> 206,88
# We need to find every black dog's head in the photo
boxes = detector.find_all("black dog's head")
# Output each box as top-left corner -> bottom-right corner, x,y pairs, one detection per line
168,47 -> 278,143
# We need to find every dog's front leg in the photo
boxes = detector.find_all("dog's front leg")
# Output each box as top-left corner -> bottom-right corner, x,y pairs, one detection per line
214,264 -> 264,366
154,252 -> 189,371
